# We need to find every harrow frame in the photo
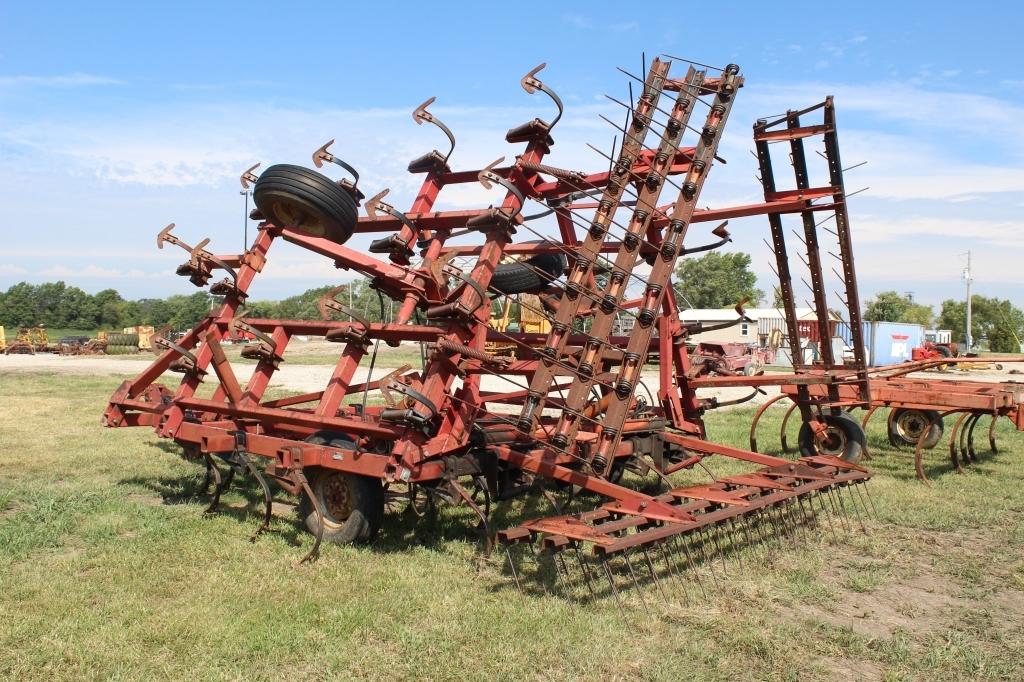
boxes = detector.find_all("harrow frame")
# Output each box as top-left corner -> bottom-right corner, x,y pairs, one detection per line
105,57 -> 873,572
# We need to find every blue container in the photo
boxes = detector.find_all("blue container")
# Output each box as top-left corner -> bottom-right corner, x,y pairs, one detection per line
865,321 -> 924,366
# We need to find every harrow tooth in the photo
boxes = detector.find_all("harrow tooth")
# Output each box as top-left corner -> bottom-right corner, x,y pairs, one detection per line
601,557 -> 626,614
658,540 -> 690,605
504,545 -> 524,594
573,543 -> 599,600
641,547 -> 671,605
857,480 -> 878,518
827,487 -> 852,535
294,467 -> 323,565
817,491 -> 840,542
623,552 -> 651,614
845,484 -> 869,532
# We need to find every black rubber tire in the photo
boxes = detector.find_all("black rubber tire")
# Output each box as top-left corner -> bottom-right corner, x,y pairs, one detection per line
490,252 -> 566,295
798,411 -> 866,464
935,344 -> 953,358
253,164 -> 358,245
888,408 -> 943,449
297,432 -> 384,545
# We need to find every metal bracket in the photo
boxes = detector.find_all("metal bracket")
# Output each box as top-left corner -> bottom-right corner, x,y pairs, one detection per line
189,239 -> 240,293
411,96 -> 456,169
229,313 -> 281,365
365,188 -> 417,263
153,335 -> 205,377
312,139 -> 364,203
380,377 -> 438,429
239,162 -> 260,190
318,286 -> 372,347
478,157 -> 525,219
521,63 -> 564,131
157,223 -> 193,253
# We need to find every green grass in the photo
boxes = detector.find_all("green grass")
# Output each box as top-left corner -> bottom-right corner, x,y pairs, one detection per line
1,372 -> 1023,680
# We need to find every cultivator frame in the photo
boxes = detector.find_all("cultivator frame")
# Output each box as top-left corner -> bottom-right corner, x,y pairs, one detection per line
105,57 -> 873,593
748,359 -> 1024,483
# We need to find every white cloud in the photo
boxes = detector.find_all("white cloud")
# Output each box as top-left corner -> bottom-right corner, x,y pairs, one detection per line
0,73 -> 124,87
37,265 -> 151,278
2,69 -> 1023,305
562,13 -> 593,29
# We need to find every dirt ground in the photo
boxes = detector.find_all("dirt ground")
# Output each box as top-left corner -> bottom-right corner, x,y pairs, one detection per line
0,342 -> 778,405
2,340 -> 1017,408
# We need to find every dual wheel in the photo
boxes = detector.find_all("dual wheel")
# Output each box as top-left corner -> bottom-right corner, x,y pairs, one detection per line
795,407 -> 945,464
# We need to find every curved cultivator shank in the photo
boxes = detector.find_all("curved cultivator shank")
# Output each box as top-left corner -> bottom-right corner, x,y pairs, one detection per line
106,54 -> 882,601
747,368 -> 1024,484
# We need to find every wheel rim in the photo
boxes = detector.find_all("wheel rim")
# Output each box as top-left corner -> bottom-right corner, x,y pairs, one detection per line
896,410 -> 927,441
268,199 -> 327,236
320,473 -> 354,522
819,425 -> 849,455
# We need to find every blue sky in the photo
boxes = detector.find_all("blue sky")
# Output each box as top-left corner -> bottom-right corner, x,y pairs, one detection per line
1,1 -> 1022,312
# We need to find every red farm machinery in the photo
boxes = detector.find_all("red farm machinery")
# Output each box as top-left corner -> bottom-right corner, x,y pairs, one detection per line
105,56 -> 884,602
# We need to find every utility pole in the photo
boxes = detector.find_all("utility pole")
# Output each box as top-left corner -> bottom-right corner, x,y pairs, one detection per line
240,189 -> 251,251
962,250 -> 972,350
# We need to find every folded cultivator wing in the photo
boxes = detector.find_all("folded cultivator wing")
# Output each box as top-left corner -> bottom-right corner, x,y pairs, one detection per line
105,55 -> 874,601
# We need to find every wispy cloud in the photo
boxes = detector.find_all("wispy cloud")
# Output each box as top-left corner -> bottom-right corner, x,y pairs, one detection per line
0,72 -> 124,87
38,265 -> 151,279
562,13 -> 593,29
608,21 -> 638,33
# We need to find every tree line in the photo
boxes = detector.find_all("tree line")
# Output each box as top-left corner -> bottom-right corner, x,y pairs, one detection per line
0,280 -> 396,332
4,264 -> 1021,352
864,290 -> 1023,352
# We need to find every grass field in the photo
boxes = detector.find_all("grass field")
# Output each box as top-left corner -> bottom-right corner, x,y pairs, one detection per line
1,370 -> 1022,680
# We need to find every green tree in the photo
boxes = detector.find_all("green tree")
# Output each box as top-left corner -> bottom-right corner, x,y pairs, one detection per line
0,282 -> 39,326
167,292 -> 214,330
94,289 -> 126,328
673,252 -> 763,309
864,290 -> 932,327
937,296 -> 1024,350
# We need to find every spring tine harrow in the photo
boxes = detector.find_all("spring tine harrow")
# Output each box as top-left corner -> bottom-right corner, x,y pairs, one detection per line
107,54 -> 1022,608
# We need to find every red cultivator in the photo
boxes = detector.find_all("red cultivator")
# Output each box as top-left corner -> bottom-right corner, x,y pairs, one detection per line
104,56 -> 874,599
749,362 -> 1024,484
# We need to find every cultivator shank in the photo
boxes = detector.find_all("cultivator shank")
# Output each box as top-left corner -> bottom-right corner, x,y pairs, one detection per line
105,55 -> 876,600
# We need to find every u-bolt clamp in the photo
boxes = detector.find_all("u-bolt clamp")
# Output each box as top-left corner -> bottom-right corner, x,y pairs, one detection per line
412,96 -> 456,169
477,157 -> 525,222
380,378 -> 438,431
365,188 -> 417,263
152,335 -> 205,377
239,162 -> 260,190
157,223 -> 194,254
188,239 -> 240,294
521,63 -> 564,131
229,312 -> 281,363
312,139 -> 365,204
317,286 -> 372,347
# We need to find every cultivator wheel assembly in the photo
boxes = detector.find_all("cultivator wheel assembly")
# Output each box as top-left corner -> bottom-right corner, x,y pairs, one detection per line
105,55 -> 876,603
